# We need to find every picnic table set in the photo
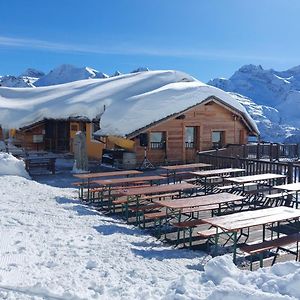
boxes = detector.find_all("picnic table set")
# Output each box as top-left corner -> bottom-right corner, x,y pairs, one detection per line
73,162 -> 300,270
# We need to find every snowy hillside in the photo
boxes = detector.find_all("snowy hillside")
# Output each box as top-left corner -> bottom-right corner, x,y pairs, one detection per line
0,70 -> 258,136
209,64 -> 300,142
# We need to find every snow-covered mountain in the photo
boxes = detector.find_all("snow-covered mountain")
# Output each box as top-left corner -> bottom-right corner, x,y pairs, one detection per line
209,64 -> 300,142
0,65 -> 151,88
0,68 -> 44,88
34,64 -> 109,87
229,93 -> 300,142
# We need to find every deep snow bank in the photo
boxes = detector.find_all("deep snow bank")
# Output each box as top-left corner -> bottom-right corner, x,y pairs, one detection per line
0,152 -> 30,178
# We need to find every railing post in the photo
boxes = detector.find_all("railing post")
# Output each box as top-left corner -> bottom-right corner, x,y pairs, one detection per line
243,144 -> 247,158
276,143 -> 280,161
287,162 -> 293,184
286,162 -> 294,206
270,143 -> 273,162
256,143 -> 260,160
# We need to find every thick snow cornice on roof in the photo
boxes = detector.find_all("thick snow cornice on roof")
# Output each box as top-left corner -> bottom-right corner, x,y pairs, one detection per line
0,70 -> 258,135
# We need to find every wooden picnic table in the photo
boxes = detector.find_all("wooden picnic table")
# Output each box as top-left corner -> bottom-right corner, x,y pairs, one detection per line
153,192 -> 245,210
201,206 -> 300,263
24,156 -> 56,174
119,182 -> 197,221
73,170 -> 143,200
274,182 -> 300,208
226,173 -> 286,184
154,192 -> 245,226
93,175 -> 165,187
225,173 -> 286,193
93,175 -> 165,201
119,182 -> 196,197
73,170 -> 142,180
160,163 -> 211,183
191,168 -> 245,194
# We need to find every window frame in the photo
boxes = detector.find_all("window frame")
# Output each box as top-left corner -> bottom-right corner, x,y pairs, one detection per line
149,131 -> 166,150
185,126 -> 196,149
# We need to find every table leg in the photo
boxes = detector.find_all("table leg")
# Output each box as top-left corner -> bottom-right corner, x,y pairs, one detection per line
232,231 -> 238,264
87,178 -> 90,201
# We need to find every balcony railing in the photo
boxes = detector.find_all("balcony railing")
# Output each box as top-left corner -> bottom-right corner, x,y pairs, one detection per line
150,142 -> 165,149
185,142 -> 195,149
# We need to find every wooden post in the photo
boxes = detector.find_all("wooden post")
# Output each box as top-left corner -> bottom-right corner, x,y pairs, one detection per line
287,162 -> 294,206
256,143 -> 260,160
270,143 -> 273,162
276,143 -> 280,161
243,144 -> 247,158
287,162 -> 293,184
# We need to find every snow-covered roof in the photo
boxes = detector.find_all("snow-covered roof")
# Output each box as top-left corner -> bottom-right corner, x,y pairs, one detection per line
0,70 -> 259,136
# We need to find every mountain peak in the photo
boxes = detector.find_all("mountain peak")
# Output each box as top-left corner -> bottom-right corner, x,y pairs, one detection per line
35,64 -> 109,87
238,64 -> 264,73
131,67 -> 149,73
21,68 -> 45,78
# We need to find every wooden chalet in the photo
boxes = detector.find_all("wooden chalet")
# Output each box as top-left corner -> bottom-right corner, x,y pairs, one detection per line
8,118 -> 105,159
99,96 -> 259,165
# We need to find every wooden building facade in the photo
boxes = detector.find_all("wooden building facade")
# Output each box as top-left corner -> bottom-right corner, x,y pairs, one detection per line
11,118 -> 104,159
124,97 -> 258,165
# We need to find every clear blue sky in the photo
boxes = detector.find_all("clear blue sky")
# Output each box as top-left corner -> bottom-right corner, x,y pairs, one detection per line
1,0 -> 300,82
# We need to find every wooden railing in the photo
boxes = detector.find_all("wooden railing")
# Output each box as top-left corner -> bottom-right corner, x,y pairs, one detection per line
197,151 -> 300,183
208,143 -> 300,161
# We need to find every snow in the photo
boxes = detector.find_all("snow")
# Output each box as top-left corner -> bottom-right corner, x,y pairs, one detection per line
34,64 -> 109,87
0,152 -> 30,178
0,70 -> 258,136
1,174 -> 300,299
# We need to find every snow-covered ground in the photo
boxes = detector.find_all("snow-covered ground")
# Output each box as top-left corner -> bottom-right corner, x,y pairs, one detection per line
1,154 -> 300,299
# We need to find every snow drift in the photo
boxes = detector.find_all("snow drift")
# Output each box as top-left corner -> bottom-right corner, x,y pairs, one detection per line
0,152 -> 30,178
0,70 -> 258,136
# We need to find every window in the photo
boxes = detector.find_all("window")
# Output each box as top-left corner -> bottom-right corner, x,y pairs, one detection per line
150,132 -> 166,149
212,131 -> 225,149
185,127 -> 195,148
71,124 -> 78,132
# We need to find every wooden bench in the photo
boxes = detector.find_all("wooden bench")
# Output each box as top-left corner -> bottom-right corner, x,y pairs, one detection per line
144,210 -> 167,220
240,233 -> 300,270
139,192 -> 179,201
197,227 -> 225,238
25,157 -> 56,174
217,182 -> 258,191
172,219 -> 206,247
264,191 -> 296,199
182,204 -> 219,214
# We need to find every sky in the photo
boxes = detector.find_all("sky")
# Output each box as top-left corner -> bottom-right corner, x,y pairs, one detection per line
1,0 -> 300,82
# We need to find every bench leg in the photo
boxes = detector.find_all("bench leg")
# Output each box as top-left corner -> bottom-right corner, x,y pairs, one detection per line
250,255 -> 253,271
189,227 -> 193,248
271,248 -> 280,266
259,253 -> 264,268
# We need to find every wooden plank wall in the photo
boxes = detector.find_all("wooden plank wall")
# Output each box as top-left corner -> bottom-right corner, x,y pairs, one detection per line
133,100 -> 249,164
